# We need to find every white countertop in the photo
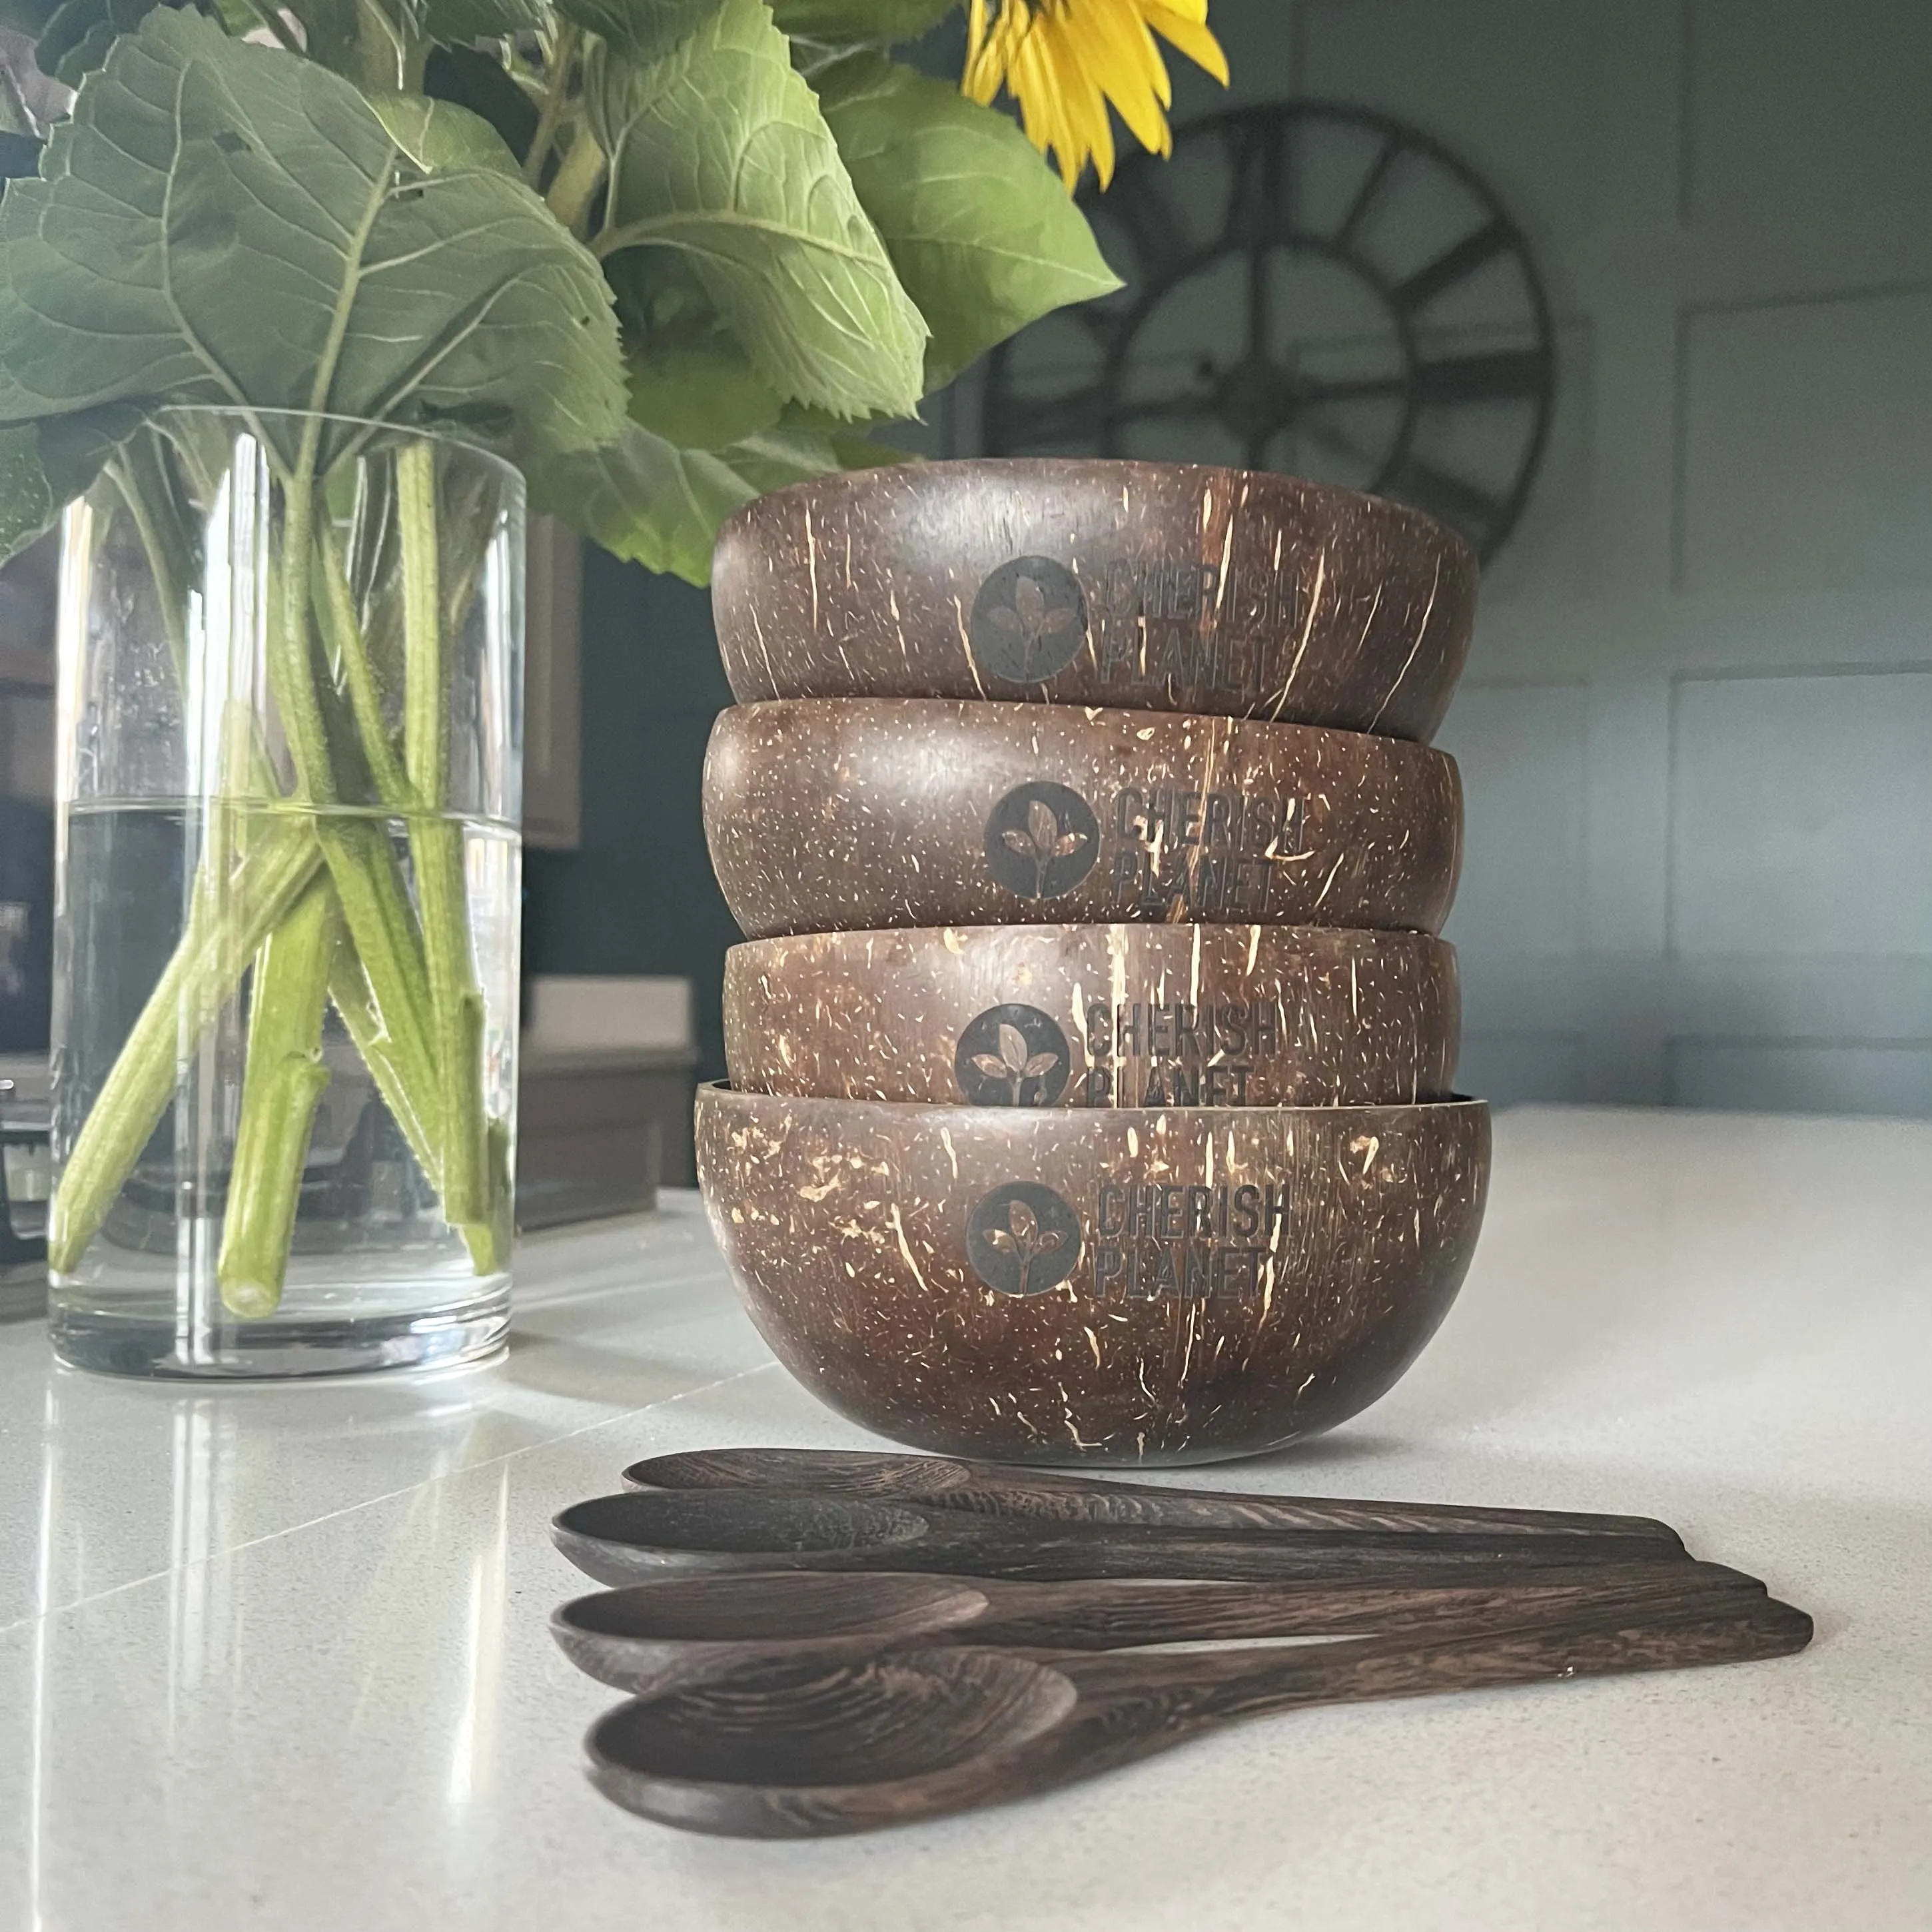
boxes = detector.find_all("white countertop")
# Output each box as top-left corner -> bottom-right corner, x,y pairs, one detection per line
1,1105 -> 1927,1931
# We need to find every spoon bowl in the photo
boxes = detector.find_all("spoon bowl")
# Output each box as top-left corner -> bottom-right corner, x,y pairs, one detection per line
553,1574 -> 991,1696
595,1647 -> 1075,1791
554,1492 -> 933,1586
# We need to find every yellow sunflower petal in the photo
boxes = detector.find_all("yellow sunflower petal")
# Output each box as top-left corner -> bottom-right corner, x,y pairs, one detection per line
1065,6 -> 1171,155
1012,25 -> 1085,187
959,0 -> 1226,188
1065,19 -> 1128,185
1143,3 -> 1230,85
1043,21 -> 1121,184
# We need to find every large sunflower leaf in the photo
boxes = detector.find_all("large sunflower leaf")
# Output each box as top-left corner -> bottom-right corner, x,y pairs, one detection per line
816,51 -> 1119,388
626,340 -> 782,450
0,10 -> 624,486
0,403 -> 140,561
422,43 -> 538,164
290,0 -> 546,87
30,0 -> 180,85
589,0 -> 925,419
531,400 -> 893,584
553,0 -> 718,62
531,418 -> 756,583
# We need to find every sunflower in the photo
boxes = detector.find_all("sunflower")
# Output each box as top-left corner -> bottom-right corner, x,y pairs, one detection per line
963,0 -> 1230,192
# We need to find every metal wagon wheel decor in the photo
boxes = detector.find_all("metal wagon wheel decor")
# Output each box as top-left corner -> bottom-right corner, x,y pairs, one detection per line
981,100 -> 1557,564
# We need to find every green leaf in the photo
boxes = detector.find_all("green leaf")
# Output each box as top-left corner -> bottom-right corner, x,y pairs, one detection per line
1,45 -> 40,135
816,51 -> 1119,387
364,91 -> 518,174
531,398 -> 897,584
590,0 -> 925,419
0,0 -> 61,33
626,342 -> 781,448
554,0 -> 719,62
0,9 -> 625,480
31,0 -> 181,85
769,0 -> 952,44
0,404 -> 141,562
422,43 -> 538,163
422,0 -> 547,39
531,416 -> 755,583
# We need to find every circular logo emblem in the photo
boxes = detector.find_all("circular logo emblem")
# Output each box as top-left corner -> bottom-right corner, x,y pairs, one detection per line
965,1183 -> 1083,1296
983,781 -> 1100,901
954,1004 -> 1071,1107
969,557 -> 1088,683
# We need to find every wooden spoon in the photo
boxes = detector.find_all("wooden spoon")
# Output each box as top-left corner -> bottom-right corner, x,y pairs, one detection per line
553,1492 -> 1688,1590
624,1447 -> 1684,1548
585,1593 -> 1813,1837
554,1558 -> 1769,1698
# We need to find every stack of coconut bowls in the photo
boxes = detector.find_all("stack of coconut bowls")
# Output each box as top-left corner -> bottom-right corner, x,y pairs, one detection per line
698,460 -> 1488,1467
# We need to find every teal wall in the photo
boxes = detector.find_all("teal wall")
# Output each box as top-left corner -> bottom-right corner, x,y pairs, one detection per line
522,550 -> 738,1083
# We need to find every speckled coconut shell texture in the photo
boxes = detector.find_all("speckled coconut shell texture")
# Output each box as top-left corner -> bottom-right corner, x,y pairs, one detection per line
724,925 -> 1459,1110
697,1086 -> 1490,1466
711,460 -> 1476,743
704,700 -> 1462,939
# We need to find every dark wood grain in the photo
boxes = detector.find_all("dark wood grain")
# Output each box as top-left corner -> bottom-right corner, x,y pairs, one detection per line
552,1491 -> 1686,1590
696,1087 -> 1488,1465
702,699 -> 1462,940
710,460 -> 1477,743
622,1447 -> 1684,1547
552,1558 -> 1760,1697
584,1591 -> 1813,1836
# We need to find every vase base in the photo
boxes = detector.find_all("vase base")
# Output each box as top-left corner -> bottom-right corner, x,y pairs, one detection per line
48,1281 -> 511,1380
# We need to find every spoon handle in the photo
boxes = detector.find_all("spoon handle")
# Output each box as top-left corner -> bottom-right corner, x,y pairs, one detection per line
624,1448 -> 1683,1548
1058,1592 -> 1812,1719
969,1559 -> 1764,1649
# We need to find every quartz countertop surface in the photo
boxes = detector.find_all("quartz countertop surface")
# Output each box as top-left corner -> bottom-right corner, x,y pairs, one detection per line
1,1105 -> 1927,1931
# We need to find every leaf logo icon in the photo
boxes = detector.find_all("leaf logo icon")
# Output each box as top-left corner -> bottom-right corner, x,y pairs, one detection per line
965,1183 -> 1082,1296
986,782 -> 1099,902
969,557 -> 1088,683
955,1004 -> 1071,1107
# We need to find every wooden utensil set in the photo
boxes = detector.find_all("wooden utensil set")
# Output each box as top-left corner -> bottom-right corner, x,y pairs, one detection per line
552,1448 -> 1811,1839
696,460 -> 1492,1466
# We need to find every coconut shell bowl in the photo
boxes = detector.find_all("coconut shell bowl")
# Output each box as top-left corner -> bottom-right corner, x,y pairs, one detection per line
703,699 -> 1462,940
724,924 -> 1458,1110
696,1085 -> 1489,1467
710,460 -> 1476,742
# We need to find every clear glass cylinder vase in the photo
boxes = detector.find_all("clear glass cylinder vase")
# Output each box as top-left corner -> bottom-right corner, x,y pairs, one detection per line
48,410 -> 523,1377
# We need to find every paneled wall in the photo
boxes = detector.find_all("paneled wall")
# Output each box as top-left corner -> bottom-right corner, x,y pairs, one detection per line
949,0 -> 1932,1114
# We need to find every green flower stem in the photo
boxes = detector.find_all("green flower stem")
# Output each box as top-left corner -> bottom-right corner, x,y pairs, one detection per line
222,456 -> 447,1304
522,20 -> 579,190
215,873 -> 341,1316
328,945 -> 501,1275
544,131 -> 606,239
106,432 -> 193,694
47,818 -> 324,1273
398,440 -> 491,1234
312,504 -> 500,1262
314,520 -> 410,810
274,459 -> 436,1155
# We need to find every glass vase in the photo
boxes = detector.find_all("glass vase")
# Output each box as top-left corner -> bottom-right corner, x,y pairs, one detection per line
48,410 -> 522,1377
